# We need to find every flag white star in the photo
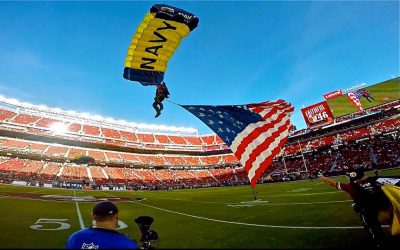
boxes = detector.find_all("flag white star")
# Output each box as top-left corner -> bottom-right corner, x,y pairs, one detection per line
208,120 -> 214,125
199,113 -> 206,117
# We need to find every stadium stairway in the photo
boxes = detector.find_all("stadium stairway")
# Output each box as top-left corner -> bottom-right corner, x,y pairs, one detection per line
207,170 -> 219,183
56,165 -> 64,177
100,168 -> 109,180
152,173 -> 162,183
86,167 -> 93,182
41,163 -> 48,172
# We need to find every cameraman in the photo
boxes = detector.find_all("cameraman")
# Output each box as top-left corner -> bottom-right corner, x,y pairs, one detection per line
320,168 -> 391,248
66,201 -> 139,249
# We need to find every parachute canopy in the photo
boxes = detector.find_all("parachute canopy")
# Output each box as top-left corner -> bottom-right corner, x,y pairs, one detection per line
123,4 -> 199,86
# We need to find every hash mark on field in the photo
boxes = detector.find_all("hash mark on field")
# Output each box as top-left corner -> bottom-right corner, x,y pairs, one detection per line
131,201 -> 365,230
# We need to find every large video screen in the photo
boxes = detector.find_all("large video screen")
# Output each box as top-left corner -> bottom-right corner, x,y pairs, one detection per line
326,77 -> 400,118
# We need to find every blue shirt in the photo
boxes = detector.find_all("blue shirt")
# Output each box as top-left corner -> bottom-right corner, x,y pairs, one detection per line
66,227 -> 140,249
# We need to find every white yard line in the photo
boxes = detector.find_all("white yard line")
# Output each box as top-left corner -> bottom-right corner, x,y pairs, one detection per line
131,201 -> 367,230
146,196 -> 352,206
259,191 -> 343,197
74,190 -> 85,229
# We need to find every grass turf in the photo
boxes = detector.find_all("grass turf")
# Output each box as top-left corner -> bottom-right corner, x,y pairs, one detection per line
0,169 -> 399,249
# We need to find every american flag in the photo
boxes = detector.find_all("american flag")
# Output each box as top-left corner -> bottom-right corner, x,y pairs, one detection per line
181,99 -> 294,187
347,92 -> 363,111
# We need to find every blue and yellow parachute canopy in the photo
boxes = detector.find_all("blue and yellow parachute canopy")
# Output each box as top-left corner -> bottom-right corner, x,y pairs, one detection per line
123,4 -> 199,86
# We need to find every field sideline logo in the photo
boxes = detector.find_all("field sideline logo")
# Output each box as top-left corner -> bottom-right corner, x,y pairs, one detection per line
228,199 -> 269,208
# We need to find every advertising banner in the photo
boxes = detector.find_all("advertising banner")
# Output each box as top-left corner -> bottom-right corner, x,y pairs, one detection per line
301,101 -> 334,126
323,90 -> 342,100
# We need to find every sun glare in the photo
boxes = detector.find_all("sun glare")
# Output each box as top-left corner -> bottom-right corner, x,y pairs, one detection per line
49,122 -> 68,135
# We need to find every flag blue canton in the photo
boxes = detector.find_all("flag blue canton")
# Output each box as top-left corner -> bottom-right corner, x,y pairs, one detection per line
181,105 -> 262,146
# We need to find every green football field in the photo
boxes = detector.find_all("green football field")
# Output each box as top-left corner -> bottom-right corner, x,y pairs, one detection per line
1,169 -> 399,249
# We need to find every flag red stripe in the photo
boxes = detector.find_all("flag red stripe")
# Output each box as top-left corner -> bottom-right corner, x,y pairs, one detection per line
234,111 -> 289,160
243,118 -> 291,173
250,128 -> 290,187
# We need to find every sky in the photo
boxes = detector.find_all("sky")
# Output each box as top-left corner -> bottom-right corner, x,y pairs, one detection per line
0,1 -> 398,135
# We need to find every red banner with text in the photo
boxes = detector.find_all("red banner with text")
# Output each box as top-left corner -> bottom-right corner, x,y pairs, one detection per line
301,101 -> 334,127
323,90 -> 343,100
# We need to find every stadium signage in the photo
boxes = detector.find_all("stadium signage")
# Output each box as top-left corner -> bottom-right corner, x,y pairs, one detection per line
323,83 -> 367,100
341,83 -> 366,95
323,90 -> 342,100
301,101 -> 334,127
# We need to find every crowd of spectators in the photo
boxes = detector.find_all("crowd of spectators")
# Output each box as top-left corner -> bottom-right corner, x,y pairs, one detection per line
0,99 -> 398,190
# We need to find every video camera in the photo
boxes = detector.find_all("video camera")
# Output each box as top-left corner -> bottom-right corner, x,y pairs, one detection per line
135,216 -> 159,249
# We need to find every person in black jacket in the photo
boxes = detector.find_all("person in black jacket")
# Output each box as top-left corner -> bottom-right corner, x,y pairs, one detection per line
320,168 -> 392,248
153,82 -> 170,118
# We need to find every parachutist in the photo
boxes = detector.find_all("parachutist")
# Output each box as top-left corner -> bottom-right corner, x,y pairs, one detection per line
153,82 -> 170,118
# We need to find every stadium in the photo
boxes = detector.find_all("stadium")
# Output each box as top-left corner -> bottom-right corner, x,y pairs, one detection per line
0,76 -> 399,248
0,2 -> 399,249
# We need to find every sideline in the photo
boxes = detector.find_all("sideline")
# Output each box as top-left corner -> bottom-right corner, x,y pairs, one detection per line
131,201 -> 367,230
74,190 -> 85,229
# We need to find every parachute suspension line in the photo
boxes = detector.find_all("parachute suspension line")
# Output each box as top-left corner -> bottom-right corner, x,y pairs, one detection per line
165,99 -> 181,106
